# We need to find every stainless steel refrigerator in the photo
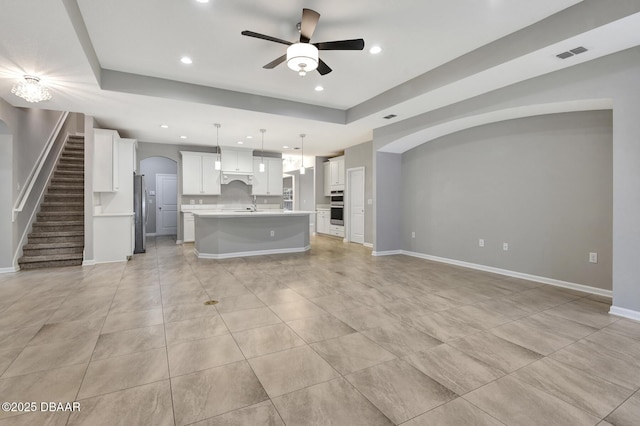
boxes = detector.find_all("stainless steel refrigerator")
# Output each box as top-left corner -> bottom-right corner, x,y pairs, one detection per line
133,173 -> 147,253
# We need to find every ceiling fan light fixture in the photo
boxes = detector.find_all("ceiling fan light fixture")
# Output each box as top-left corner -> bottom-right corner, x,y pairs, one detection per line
287,43 -> 318,76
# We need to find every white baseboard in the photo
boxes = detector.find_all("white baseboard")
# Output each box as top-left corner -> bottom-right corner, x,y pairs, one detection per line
82,260 -> 96,266
195,245 -> 311,260
175,240 -> 183,245
364,243 -> 373,248
610,306 -> 640,321
0,266 -> 19,274
372,250 -> 403,257
402,250 -> 612,298
93,259 -> 128,265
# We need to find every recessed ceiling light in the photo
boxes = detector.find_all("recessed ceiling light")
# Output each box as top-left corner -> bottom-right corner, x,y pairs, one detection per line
180,135 -> 187,139
237,141 -> 243,145
246,135 -> 253,139
195,0 -> 210,3
369,45 -> 382,54
283,145 -> 289,149
315,85 -> 324,92
160,124 -> 169,129
180,56 -> 193,65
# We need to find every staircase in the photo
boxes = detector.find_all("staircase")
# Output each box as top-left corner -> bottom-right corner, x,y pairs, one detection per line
18,136 -> 85,269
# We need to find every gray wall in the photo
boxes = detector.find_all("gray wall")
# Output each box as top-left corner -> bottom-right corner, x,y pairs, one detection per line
401,111 -> 612,290
345,141 -> 374,245
373,46 -> 640,309
140,156 -> 177,234
374,152 -> 403,253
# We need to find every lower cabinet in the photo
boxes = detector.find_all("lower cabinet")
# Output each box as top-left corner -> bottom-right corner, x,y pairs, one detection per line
183,212 -> 195,243
328,225 -> 345,238
316,210 -> 329,234
93,214 -> 134,262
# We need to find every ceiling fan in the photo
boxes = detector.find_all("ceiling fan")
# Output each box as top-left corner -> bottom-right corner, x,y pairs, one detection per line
241,8 -> 365,76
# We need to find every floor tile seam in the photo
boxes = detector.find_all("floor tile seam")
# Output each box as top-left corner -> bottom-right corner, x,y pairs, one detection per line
538,304 -> 620,330
231,322 -> 309,359
601,390 -> 640,424
339,360 -> 439,425
0,359 -> 89,383
166,329 -> 231,347
458,394 -> 511,426
508,356 -> 637,420
500,371 -> 606,422
543,331 -> 640,391
73,377 -> 171,404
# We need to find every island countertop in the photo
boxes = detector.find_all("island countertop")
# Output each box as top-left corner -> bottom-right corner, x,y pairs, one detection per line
191,210 -> 315,218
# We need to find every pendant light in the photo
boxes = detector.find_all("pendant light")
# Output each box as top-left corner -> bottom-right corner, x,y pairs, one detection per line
214,123 -> 221,170
299,133 -> 306,175
259,129 -> 266,172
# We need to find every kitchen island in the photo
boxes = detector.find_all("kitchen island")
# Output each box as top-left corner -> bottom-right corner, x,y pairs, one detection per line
192,211 -> 314,259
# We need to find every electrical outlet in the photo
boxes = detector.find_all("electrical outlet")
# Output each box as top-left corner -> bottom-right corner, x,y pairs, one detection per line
411,231 -> 416,239
199,199 -> 203,204
479,239 -> 485,247
589,252 -> 598,263
367,199 -> 373,205
190,199 -> 195,205
270,230 -> 275,237
503,242 -> 509,251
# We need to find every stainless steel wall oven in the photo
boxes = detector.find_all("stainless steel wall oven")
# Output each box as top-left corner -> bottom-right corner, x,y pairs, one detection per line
330,191 -> 344,225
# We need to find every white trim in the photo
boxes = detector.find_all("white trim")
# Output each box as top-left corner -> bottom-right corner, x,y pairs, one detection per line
82,259 -> 97,266
195,245 -> 310,260
372,250 -> 403,257
93,259 -> 128,265
402,250 -> 612,297
0,266 -> 19,274
610,306 -> 640,321
175,239 -> 183,245
364,242 -> 373,248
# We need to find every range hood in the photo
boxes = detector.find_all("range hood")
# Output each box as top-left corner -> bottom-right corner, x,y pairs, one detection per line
221,171 -> 253,185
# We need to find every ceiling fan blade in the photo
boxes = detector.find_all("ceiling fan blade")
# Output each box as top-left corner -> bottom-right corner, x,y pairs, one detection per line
300,8 -> 320,43
316,59 -> 332,75
241,30 -> 292,46
314,39 -> 365,51
263,54 -> 287,69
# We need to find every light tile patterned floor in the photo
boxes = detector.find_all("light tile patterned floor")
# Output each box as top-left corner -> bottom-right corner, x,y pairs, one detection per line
0,235 -> 639,425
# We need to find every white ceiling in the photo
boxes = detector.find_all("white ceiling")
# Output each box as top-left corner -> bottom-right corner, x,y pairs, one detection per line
0,0 -> 638,156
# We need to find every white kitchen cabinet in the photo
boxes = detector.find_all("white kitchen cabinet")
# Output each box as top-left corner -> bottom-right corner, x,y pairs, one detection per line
252,157 -> 283,196
328,224 -> 345,238
316,210 -> 329,234
94,129 -> 120,192
183,212 -> 194,243
180,151 -> 221,195
323,162 -> 331,196
329,156 -> 345,191
221,147 -> 253,173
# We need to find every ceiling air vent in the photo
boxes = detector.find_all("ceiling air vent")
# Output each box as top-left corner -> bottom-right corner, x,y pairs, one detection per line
557,46 -> 588,59
383,114 -> 397,119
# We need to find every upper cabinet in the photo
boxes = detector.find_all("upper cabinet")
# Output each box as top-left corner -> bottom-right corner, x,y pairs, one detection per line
323,162 -> 331,196
329,156 -> 345,191
221,147 -> 253,173
93,129 -> 120,192
252,157 -> 283,196
180,151 -> 221,195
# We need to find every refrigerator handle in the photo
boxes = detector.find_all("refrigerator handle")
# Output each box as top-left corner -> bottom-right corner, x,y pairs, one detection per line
144,188 -> 149,224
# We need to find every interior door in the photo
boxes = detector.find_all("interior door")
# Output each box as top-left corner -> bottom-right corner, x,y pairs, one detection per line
348,168 -> 365,244
156,174 -> 177,235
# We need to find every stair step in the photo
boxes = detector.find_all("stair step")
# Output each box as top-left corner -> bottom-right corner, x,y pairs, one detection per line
28,235 -> 84,244
48,186 -> 84,194
19,253 -> 83,264
29,230 -> 84,237
22,246 -> 84,257
52,177 -> 84,184
32,224 -> 84,232
24,241 -> 84,250
33,220 -> 84,227
40,202 -> 84,212
53,171 -> 84,177
60,155 -> 83,162
58,162 -> 84,168
37,212 -> 84,221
